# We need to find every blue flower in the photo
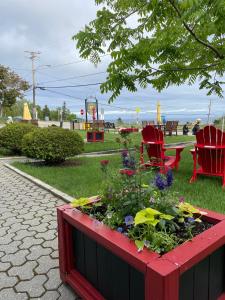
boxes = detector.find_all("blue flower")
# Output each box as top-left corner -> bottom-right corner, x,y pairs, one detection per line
117,227 -> 123,233
129,157 -> 136,169
155,174 -> 166,190
166,169 -> 173,187
187,217 -> 195,223
124,215 -> 134,226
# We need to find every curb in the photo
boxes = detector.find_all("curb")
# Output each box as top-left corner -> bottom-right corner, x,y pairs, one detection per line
0,156 -> 27,161
4,163 -> 73,203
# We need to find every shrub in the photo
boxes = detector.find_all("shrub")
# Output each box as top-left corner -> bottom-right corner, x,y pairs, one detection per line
0,123 -> 35,154
22,127 -> 84,163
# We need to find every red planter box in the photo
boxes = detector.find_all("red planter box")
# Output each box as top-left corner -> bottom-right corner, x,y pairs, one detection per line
57,204 -> 225,300
87,131 -> 104,142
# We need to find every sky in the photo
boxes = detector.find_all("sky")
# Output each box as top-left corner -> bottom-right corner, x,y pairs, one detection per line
1,0 -> 225,123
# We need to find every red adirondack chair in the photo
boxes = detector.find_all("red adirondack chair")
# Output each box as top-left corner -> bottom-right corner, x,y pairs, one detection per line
140,125 -> 184,173
190,125 -> 225,187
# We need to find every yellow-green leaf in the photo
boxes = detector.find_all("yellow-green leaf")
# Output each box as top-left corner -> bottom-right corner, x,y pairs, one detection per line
71,197 -> 90,208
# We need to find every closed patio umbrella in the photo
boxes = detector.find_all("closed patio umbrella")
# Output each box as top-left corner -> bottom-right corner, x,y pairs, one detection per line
157,101 -> 161,124
23,103 -> 32,121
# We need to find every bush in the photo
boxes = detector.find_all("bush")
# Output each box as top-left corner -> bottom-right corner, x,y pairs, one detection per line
0,123 -> 35,154
22,127 -> 84,163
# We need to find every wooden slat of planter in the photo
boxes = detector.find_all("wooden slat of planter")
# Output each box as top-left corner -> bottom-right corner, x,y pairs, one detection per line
97,245 -> 112,299
73,229 -> 85,276
179,268 -> 194,300
110,250 -> 130,300
130,267 -> 145,300
209,247 -> 225,300
84,234 -> 98,288
193,256 -> 209,300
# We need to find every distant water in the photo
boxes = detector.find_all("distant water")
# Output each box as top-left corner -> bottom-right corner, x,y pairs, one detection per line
82,109 -> 223,124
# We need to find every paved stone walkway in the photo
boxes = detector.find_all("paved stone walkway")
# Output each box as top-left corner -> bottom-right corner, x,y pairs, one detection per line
0,162 -> 79,300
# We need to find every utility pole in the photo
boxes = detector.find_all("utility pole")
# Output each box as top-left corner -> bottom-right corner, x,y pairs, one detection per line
25,51 -> 41,120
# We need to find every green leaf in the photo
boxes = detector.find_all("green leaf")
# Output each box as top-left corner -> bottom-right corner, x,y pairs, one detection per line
178,202 -> 200,214
135,240 -> 145,251
160,213 -> 174,221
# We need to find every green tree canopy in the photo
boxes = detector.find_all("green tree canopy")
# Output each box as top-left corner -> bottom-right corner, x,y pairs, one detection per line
42,105 -> 51,118
0,65 -> 29,113
74,0 -> 225,102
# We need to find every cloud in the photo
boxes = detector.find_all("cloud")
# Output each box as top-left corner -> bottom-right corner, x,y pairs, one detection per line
0,0 -> 224,122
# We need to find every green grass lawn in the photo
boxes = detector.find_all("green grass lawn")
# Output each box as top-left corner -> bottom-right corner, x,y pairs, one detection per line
77,130 -> 195,153
13,146 -> 225,214
0,131 -> 194,157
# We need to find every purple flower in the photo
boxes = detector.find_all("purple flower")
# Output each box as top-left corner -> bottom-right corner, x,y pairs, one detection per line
124,215 -> 134,226
155,174 -> 166,190
179,197 -> 184,203
121,150 -> 128,157
117,227 -> 123,233
166,169 -> 173,187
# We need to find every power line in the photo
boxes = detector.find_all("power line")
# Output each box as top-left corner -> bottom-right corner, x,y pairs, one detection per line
39,88 -> 136,112
37,71 -> 107,85
37,82 -> 103,89
39,54 -> 110,70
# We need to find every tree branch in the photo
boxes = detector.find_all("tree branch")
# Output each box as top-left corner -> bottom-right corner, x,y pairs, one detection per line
168,0 -> 224,59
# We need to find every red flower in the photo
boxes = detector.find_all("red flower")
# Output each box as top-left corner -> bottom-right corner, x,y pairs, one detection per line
100,160 -> 109,166
120,169 -> 136,176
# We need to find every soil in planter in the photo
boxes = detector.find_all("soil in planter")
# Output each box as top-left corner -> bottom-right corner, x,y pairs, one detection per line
175,220 -> 213,241
78,204 -> 214,254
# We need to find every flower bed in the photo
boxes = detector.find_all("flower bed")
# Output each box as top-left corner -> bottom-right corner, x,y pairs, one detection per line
58,203 -> 225,300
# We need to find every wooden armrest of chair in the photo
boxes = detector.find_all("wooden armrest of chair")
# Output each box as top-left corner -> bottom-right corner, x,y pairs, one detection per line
142,141 -> 163,145
164,146 -> 185,151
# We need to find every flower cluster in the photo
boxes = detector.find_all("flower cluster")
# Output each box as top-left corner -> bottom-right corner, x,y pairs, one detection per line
154,169 -> 173,190
121,150 -> 136,170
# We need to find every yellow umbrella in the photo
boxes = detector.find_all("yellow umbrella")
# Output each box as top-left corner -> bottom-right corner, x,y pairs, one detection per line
23,103 -> 32,121
157,101 -> 161,124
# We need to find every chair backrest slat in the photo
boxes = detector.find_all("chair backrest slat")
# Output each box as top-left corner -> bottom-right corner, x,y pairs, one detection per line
196,126 -> 225,174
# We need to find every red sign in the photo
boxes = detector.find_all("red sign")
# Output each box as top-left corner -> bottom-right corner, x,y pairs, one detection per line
80,109 -> 84,115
